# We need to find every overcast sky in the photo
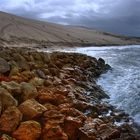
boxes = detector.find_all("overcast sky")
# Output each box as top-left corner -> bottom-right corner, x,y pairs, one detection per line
0,0 -> 140,37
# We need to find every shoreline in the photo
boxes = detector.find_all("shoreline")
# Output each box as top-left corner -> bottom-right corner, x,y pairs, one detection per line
0,46 -> 139,139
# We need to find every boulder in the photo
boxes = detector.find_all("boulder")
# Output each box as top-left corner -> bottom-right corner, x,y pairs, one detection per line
21,82 -> 38,101
19,99 -> 46,120
1,81 -> 21,95
42,124 -> 68,140
60,107 -> 86,122
0,57 -> 10,74
43,110 -> 65,125
64,116 -> 83,140
0,106 -> 22,133
12,121 -> 41,140
0,87 -> 18,110
29,77 -> 44,87
12,53 -> 29,70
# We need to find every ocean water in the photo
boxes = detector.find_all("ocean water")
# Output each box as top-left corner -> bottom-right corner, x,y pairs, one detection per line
51,45 -> 140,125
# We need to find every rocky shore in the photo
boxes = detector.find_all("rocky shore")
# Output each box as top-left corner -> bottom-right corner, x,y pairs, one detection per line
0,46 -> 139,140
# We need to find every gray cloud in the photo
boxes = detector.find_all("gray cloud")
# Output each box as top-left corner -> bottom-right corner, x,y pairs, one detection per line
0,0 -> 140,37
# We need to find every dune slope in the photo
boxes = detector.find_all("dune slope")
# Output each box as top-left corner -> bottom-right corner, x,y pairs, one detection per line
0,11 -> 140,47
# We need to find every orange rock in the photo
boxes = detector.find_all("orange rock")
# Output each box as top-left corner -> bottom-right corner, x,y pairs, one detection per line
64,116 -> 83,140
0,106 -> 22,133
38,91 -> 68,105
43,110 -> 65,125
60,107 -> 86,122
58,103 -> 72,110
43,103 -> 57,110
12,121 -> 41,140
42,124 -> 68,140
18,99 -> 46,120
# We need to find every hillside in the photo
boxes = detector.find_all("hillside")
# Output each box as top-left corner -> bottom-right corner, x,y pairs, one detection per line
0,11 -> 140,48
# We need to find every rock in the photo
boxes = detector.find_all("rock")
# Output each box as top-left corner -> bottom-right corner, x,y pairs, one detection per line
42,124 -> 68,140
43,103 -> 57,110
29,77 -> 44,87
98,125 -> 120,140
43,110 -> 65,125
21,70 -> 35,81
0,57 -> 10,74
0,134 -> 15,140
98,58 -> 105,65
12,121 -> 41,140
49,67 -> 59,76
36,69 -> 46,79
78,118 -> 99,140
13,53 -> 29,70
1,81 -> 21,95
72,100 -> 93,111
79,118 -> 120,140
8,60 -> 20,76
21,82 -> 38,101
60,107 -> 86,122
0,87 -> 18,110
44,79 -> 53,86
38,90 -> 68,105
19,99 -> 46,120
64,116 -> 83,140
0,106 -> 22,133
0,99 -> 2,115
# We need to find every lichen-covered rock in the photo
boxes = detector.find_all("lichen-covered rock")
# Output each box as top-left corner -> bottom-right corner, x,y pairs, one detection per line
0,106 -> 22,133
0,87 -> 18,110
12,53 -> 29,70
0,57 -> 10,74
12,121 -> 41,140
29,77 -> 44,87
19,99 -> 46,120
1,81 -> 21,95
21,82 -> 38,101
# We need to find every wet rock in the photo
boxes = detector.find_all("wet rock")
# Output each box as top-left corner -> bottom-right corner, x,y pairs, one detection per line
0,57 -> 10,74
19,99 -> 46,120
0,87 -> 18,110
21,82 -> 38,101
1,81 -> 21,95
12,121 -> 41,140
98,58 -> 105,65
0,106 -> 22,133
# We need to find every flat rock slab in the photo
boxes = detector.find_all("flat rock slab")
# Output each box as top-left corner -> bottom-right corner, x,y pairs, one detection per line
0,57 -> 10,74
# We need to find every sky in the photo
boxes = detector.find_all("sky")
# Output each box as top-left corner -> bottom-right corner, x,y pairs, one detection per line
0,0 -> 140,37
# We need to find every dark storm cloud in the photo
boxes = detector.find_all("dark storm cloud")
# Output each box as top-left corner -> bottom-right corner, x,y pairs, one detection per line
0,0 -> 140,36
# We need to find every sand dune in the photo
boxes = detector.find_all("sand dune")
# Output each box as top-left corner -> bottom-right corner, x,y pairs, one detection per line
0,11 -> 140,48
